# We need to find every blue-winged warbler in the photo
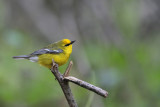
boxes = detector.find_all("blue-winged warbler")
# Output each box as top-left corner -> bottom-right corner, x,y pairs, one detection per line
13,39 -> 75,68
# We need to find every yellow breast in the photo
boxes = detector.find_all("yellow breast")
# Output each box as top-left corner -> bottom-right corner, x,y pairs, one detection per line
38,53 -> 70,68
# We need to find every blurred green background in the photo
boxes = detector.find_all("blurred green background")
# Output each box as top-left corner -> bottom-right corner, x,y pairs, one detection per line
0,0 -> 160,107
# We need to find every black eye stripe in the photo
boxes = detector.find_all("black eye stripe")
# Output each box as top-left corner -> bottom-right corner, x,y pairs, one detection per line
65,43 -> 71,46
64,40 -> 75,46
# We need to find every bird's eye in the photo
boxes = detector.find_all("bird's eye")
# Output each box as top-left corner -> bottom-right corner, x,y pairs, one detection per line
65,43 -> 70,46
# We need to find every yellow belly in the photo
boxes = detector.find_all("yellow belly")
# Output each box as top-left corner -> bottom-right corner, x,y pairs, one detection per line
38,53 -> 70,68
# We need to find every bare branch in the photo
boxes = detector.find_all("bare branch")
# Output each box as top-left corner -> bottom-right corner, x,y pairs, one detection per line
50,60 -> 108,107
63,61 -> 73,77
51,62 -> 78,107
64,76 -> 108,98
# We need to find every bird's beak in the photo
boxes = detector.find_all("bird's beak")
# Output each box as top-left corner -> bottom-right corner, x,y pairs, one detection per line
71,40 -> 76,44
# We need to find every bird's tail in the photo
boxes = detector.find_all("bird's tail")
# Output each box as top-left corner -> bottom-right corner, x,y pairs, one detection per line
12,55 -> 30,59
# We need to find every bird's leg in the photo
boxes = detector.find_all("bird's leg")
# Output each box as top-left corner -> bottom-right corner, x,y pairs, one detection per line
52,59 -> 56,69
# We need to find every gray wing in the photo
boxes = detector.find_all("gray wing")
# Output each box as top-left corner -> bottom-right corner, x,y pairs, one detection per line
30,49 -> 63,56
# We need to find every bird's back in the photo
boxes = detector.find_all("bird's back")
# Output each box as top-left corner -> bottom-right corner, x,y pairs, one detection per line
38,41 -> 72,68
13,39 -> 74,69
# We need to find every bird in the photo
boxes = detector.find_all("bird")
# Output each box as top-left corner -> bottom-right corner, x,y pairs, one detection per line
13,39 -> 75,68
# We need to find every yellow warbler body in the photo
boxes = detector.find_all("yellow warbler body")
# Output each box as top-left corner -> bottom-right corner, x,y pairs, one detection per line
13,39 -> 75,68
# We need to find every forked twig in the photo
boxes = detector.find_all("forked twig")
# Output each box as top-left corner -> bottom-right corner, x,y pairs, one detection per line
63,61 -> 73,77
51,60 -> 78,107
50,60 -> 108,107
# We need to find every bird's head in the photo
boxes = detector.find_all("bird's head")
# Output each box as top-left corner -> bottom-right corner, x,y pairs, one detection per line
58,39 -> 75,53
61,39 -> 76,47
